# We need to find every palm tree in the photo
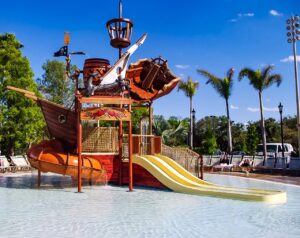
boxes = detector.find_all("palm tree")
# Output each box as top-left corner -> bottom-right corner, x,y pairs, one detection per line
162,118 -> 189,146
197,68 -> 234,153
238,65 -> 282,159
177,77 -> 199,149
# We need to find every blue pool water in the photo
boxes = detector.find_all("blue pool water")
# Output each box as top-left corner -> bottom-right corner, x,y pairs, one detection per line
0,172 -> 300,238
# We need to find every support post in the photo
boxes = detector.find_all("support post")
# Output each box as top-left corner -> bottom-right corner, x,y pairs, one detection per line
129,104 -> 133,192
119,120 -> 123,186
77,100 -> 82,193
149,102 -> 153,154
198,155 -> 204,180
37,169 -> 41,188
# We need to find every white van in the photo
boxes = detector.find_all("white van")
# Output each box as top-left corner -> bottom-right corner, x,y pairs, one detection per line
256,143 -> 294,157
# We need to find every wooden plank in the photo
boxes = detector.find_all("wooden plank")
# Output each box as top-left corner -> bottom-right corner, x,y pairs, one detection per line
79,96 -> 131,105
7,86 -> 35,95
81,107 -> 131,121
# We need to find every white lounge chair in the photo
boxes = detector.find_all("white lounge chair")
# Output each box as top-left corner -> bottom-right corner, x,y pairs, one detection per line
0,156 -> 12,173
10,155 -> 31,171
202,155 -> 212,167
210,156 -> 221,167
230,155 -> 243,167
252,155 -> 264,169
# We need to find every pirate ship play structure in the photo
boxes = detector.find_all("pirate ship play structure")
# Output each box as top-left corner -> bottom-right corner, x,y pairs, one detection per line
8,1 -> 286,203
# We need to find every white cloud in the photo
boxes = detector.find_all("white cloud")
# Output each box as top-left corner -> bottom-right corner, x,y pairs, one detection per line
264,107 -> 278,112
230,104 -> 239,110
175,64 -> 190,69
266,98 -> 271,102
270,10 -> 282,16
247,106 -> 278,112
280,56 -> 300,63
238,13 -> 254,17
179,74 -> 185,78
230,12 -> 254,22
247,107 -> 259,112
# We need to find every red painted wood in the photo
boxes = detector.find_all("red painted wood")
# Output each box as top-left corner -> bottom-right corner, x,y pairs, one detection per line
88,154 -> 166,189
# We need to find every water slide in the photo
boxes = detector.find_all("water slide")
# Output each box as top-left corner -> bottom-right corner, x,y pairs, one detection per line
132,154 -> 287,203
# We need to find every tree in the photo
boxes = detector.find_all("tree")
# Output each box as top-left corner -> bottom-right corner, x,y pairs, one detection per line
152,115 -> 169,136
0,33 -> 45,155
131,107 -> 149,134
162,117 -> 189,146
264,118 -> 280,142
197,68 -> 234,153
177,77 -> 199,149
36,60 -> 76,106
231,122 -> 247,152
245,122 -> 260,155
239,65 -> 282,159
283,116 -> 298,151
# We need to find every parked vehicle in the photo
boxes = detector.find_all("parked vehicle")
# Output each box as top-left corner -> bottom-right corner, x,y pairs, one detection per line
256,143 -> 294,157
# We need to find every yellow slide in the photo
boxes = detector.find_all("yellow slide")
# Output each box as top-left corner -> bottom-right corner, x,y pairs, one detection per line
132,155 -> 287,204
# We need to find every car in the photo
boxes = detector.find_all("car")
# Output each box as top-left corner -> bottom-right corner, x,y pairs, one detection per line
231,151 -> 245,156
256,143 -> 294,157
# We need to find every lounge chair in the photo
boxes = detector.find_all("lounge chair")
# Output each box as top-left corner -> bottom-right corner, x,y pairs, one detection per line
210,156 -> 221,166
0,156 -> 13,173
10,155 -> 31,171
239,155 -> 254,166
231,155 -> 243,166
252,155 -> 264,170
202,155 -> 212,167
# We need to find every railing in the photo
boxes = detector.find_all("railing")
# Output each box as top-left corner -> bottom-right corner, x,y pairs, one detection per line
121,135 -> 162,158
132,135 -> 162,155
161,144 -> 200,173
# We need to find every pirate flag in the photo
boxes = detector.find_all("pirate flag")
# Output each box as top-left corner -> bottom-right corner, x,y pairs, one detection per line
54,46 -> 68,57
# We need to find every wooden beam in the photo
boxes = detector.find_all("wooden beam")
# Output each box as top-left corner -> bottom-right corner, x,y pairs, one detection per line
6,86 -> 35,95
77,100 -> 82,193
79,96 -> 131,105
129,104 -> 133,192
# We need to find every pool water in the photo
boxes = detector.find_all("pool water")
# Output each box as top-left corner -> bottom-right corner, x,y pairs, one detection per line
0,172 -> 299,238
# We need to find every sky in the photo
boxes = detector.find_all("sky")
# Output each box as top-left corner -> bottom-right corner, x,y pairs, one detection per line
1,0 -> 300,124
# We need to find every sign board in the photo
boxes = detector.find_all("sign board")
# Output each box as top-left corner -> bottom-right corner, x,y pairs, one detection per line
81,107 -> 131,121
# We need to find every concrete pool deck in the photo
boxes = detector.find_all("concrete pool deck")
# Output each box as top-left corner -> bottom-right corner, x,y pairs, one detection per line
209,171 -> 300,186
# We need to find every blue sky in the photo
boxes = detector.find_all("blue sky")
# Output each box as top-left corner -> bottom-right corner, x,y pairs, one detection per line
1,0 -> 300,124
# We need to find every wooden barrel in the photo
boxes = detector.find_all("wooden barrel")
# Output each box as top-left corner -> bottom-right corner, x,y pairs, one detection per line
83,58 -> 110,85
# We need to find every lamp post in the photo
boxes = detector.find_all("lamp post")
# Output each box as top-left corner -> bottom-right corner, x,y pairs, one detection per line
286,15 -> 300,158
278,102 -> 284,158
191,108 -> 196,150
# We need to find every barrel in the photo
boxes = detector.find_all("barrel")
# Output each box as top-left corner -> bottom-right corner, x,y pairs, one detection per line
83,58 -> 110,85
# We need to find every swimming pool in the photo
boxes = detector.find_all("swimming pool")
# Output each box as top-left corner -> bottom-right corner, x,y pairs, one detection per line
0,172 -> 299,238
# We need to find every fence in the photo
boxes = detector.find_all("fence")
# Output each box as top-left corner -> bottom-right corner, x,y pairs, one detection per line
161,144 -> 200,173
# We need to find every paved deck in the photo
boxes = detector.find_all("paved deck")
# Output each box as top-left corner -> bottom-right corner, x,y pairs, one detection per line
209,171 -> 300,186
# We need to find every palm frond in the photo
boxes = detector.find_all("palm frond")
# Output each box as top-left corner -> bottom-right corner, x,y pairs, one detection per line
177,76 -> 199,98
264,74 -> 282,89
261,65 -> 275,81
238,68 -> 263,91
198,69 -> 233,99
227,68 -> 235,80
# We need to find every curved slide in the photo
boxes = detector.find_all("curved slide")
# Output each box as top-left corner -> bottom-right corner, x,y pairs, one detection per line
133,155 -> 287,203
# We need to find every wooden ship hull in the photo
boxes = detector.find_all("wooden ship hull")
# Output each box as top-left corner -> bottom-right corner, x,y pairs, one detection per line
88,58 -> 180,102
37,99 -> 77,149
126,58 -> 180,102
